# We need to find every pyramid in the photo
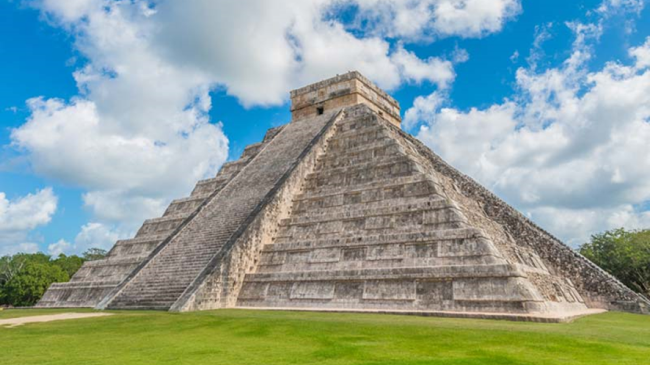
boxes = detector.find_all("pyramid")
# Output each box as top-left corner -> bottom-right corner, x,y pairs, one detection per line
39,72 -> 649,321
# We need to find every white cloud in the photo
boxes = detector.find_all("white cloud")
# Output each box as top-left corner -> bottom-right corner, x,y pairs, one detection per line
0,243 -> 40,257
630,37 -> 650,69
151,0 -> 472,104
0,188 -> 57,256
12,96 -> 229,230
526,23 -> 553,70
28,0 -> 520,105
47,239 -> 72,256
407,27 -> 650,246
12,2 -> 230,231
532,206 -> 650,247
403,91 -> 447,129
0,188 -> 57,232
48,222 -> 125,256
7,0 -> 523,253
9,0 -> 521,236
350,0 -> 521,40
390,44 -> 456,88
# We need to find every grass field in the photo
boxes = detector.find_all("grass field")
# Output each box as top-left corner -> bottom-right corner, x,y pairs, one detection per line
1,309 -> 649,365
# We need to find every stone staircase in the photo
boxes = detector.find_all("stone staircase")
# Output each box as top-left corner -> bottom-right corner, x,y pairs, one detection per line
103,111 -> 340,310
236,109 -> 557,315
37,126 -> 283,308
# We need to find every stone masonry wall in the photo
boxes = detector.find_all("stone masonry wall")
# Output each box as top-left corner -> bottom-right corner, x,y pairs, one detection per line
386,121 -> 649,314
290,71 -> 401,127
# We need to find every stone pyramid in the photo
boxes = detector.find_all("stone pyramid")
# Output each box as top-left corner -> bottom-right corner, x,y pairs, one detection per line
39,72 -> 649,321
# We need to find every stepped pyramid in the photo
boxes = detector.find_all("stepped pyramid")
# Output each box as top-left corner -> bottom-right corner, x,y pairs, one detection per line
39,72 -> 649,321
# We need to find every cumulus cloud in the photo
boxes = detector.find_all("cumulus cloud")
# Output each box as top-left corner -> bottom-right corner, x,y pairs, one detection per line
8,0 -> 521,246
390,44 -> 456,88
0,188 -> 57,256
13,1 -> 230,233
630,37 -> 650,69
48,222 -> 125,256
150,0 -> 476,105
12,96 -> 228,229
406,27 -> 650,246
348,0 -> 521,40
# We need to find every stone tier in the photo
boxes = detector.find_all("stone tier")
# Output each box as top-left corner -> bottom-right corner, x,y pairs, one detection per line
237,265 -> 550,314
191,177 -> 230,197
164,194 -> 211,217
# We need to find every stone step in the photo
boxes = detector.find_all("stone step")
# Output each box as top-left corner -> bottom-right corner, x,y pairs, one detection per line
315,139 -> 402,170
276,221 -> 468,242
327,123 -> 384,141
335,113 -> 379,131
285,196 -> 449,226
244,264 -> 525,283
83,255 -> 149,268
292,179 -> 438,215
308,155 -> 415,178
109,300 -> 176,309
313,149 -> 411,177
136,264 -> 211,275
163,194 -> 211,217
241,142 -> 264,159
277,200 -> 468,240
48,280 -> 122,289
303,156 -> 417,191
120,284 -> 188,292
135,214 -> 188,238
108,238 -> 162,258
295,175 -> 434,202
114,235 -> 168,246
191,176 -> 230,196
269,228 -> 486,250
216,159 -> 250,178
256,253 -> 504,275
327,129 -> 390,152
262,126 -> 284,143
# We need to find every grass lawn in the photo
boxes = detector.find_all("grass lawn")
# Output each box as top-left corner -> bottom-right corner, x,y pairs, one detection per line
0,309 -> 648,365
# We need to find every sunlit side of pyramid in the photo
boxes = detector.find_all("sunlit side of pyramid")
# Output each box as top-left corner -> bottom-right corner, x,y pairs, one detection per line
39,72 -> 649,321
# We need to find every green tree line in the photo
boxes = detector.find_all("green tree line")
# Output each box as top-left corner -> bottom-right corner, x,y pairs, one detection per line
579,228 -> 650,299
0,249 -> 106,307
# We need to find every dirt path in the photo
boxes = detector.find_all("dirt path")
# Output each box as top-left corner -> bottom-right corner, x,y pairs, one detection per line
0,313 -> 113,328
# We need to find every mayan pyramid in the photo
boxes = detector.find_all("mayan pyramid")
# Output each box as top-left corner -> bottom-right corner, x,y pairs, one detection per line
38,72 -> 649,321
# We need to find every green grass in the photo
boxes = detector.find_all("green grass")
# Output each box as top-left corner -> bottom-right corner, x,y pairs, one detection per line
1,309 -> 649,365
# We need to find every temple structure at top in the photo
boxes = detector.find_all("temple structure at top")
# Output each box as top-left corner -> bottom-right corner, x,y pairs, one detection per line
290,71 -> 401,126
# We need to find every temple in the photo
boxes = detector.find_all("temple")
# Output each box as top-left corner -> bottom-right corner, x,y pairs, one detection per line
38,71 -> 649,322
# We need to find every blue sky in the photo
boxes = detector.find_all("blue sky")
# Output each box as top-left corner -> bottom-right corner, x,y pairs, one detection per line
1,0 -> 649,256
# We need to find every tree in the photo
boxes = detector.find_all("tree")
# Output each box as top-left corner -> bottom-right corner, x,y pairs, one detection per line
580,228 -> 650,299
2,262 -> 69,306
0,252 -> 88,307
0,253 -> 51,286
53,254 -> 85,277
83,248 -> 107,261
